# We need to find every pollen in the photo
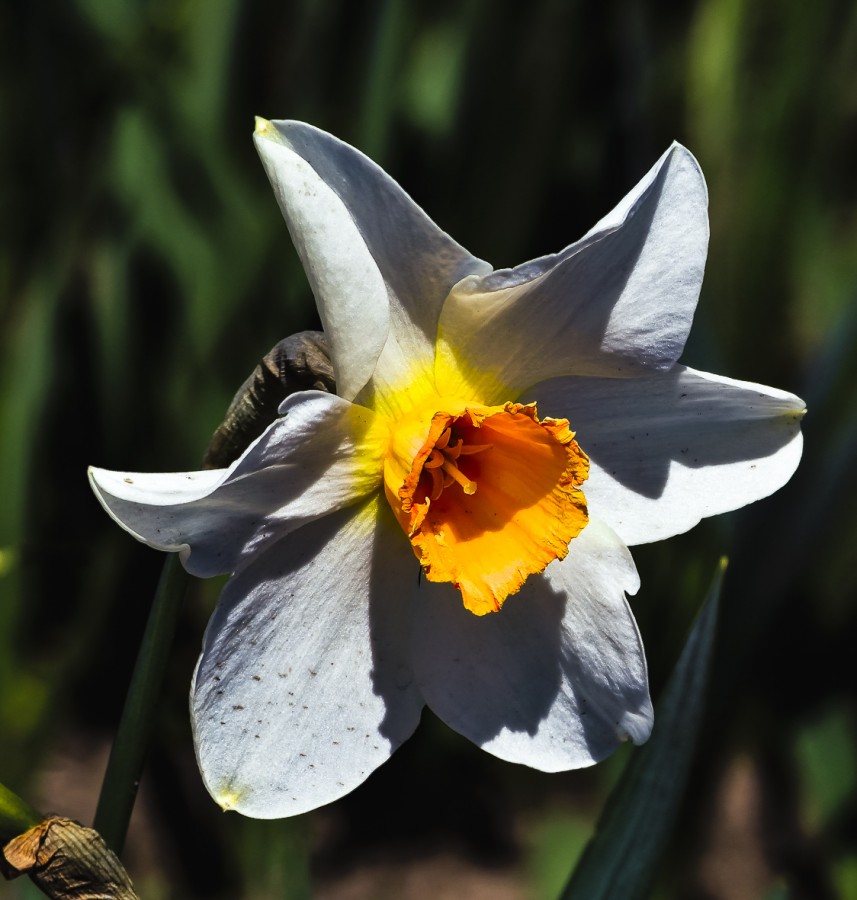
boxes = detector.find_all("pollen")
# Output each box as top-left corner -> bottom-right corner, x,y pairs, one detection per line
383,400 -> 589,615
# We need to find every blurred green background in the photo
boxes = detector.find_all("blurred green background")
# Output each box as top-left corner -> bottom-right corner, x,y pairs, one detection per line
1,1 -> 856,897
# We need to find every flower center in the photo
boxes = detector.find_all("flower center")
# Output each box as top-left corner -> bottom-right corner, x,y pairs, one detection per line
383,401 -> 590,615
418,424 -> 491,501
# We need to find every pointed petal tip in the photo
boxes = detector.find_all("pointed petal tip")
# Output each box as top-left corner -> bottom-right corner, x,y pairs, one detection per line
253,117 -> 317,148
88,465 -> 149,506
88,465 -> 124,528
253,116 -> 286,148
619,703 -> 655,747
213,785 -> 244,813
667,138 -> 692,154
87,464 -> 119,507
652,141 -> 708,212
87,465 -> 196,558
665,139 -> 700,164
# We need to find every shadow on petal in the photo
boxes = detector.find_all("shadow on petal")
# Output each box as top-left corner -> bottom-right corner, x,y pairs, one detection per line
367,502 -> 427,745
410,519 -> 650,771
410,576 -> 566,742
191,499 -> 422,818
534,366 -> 804,501
436,146 -> 707,402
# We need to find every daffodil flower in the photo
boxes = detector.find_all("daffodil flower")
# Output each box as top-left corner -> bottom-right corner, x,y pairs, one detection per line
88,120 -> 805,818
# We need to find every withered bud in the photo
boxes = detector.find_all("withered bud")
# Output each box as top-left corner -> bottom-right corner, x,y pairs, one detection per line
203,331 -> 335,469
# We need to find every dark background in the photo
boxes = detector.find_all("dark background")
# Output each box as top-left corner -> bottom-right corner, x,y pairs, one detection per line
1,1 -> 856,897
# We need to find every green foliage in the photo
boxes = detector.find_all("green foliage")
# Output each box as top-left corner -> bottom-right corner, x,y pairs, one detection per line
561,561 -> 724,899
0,782 -> 40,844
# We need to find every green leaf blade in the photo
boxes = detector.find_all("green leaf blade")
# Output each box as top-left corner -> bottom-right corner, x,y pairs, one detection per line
561,558 -> 727,900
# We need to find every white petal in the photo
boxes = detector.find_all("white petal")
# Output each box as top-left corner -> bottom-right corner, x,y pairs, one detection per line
88,391 -> 385,576
254,119 -> 490,404
531,366 -> 805,545
435,144 -> 708,401
412,520 -> 652,771
192,497 -> 424,818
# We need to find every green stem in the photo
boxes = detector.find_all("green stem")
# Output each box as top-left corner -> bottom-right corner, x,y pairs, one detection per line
0,781 -> 41,843
93,554 -> 190,853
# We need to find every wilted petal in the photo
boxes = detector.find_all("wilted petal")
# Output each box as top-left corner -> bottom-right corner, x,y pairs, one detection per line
435,144 -> 708,401
254,119 -> 490,405
412,519 -> 651,770
531,366 -> 805,545
192,497 -> 425,818
88,392 -> 385,576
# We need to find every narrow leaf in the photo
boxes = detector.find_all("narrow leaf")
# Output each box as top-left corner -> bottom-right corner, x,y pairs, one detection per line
93,555 -> 190,853
561,558 -> 726,900
0,782 -> 40,844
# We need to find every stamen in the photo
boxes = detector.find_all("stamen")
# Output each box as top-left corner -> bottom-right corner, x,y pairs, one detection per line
429,467 -> 444,500
457,443 -> 492,455
445,439 -> 463,459
442,458 -> 477,495
435,428 -> 451,451
415,421 -> 492,503
424,449 -> 444,468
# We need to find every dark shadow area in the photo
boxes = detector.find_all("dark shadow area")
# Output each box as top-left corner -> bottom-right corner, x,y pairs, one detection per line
409,576 -> 566,743
533,365 -> 802,499
407,528 -> 649,764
